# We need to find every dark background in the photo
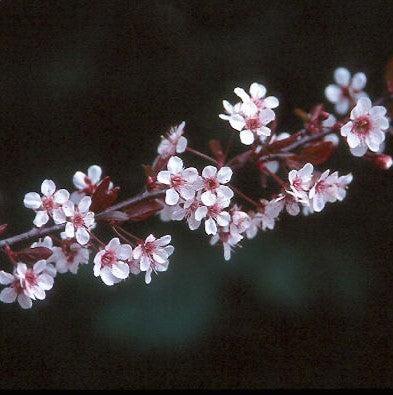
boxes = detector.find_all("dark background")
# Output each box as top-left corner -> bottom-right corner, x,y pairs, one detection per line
1,0 -> 393,389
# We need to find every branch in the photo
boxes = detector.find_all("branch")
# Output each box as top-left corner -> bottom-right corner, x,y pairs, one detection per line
0,189 -> 165,248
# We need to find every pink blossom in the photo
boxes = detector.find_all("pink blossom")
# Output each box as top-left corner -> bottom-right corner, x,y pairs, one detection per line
52,241 -> 90,274
210,225 -> 243,261
157,121 -> 188,157
287,163 -> 314,203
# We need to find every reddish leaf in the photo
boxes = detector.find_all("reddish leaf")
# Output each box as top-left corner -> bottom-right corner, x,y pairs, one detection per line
125,199 -> 164,222
0,224 -> 8,236
15,247 -> 53,263
209,139 -> 225,164
266,132 -> 303,153
286,141 -> 335,167
90,177 -> 120,213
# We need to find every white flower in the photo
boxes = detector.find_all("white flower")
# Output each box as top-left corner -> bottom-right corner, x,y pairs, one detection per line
31,236 -> 57,277
171,192 -> 204,230
198,165 -> 233,206
234,83 -> 279,110
23,179 -> 69,227
219,100 -> 244,131
287,163 -> 314,203
275,193 -> 301,216
259,199 -> 282,231
62,196 -> 95,245
93,238 -> 132,286
210,225 -> 243,261
0,261 -> 54,309
325,67 -> 368,114
157,121 -> 188,157
309,170 -> 339,212
52,241 -> 90,274
73,165 -> 103,193
229,207 -> 250,235
132,234 -> 174,284
195,194 -> 231,235
334,173 -> 353,202
157,156 -> 199,205
340,97 -> 389,157
158,203 -> 179,222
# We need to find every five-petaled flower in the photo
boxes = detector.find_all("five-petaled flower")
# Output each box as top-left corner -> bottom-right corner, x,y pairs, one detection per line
325,67 -> 368,115
23,179 -> 69,227
52,240 -> 90,274
198,165 -> 233,206
157,121 -> 188,157
132,234 -> 174,284
62,196 -> 95,245
287,163 -> 314,204
93,238 -> 132,285
157,156 -> 199,205
340,97 -> 390,157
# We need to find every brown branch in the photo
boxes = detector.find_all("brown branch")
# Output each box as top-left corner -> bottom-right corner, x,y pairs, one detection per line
0,189 -> 165,248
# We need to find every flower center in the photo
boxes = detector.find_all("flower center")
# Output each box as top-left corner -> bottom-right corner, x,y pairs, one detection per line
101,251 -> 116,267
83,176 -> 97,194
73,213 -> 85,228
204,177 -> 219,190
315,180 -> 327,194
24,270 -> 38,286
253,98 -> 264,108
341,86 -> 351,98
42,196 -> 56,212
353,116 -> 371,136
208,204 -> 221,218
293,177 -> 303,190
245,117 -> 261,131
171,175 -> 184,188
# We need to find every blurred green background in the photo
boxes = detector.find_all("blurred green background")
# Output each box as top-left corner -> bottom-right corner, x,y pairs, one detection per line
1,0 -> 393,389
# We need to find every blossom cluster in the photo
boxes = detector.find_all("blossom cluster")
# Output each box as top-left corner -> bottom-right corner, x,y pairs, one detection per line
0,64 -> 391,310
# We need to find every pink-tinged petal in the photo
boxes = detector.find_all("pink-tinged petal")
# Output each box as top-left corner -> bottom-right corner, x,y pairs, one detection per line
240,129 -> 254,145
62,201 -> 75,217
76,228 -> 90,245
100,267 -> 117,286
176,136 -> 187,153
33,259 -> 47,274
17,294 -> 32,309
217,185 -> 234,200
241,102 -> 258,117
352,97 -> 371,118
346,132 -> 361,149
116,244 -> 133,261
107,237 -> 120,252
234,87 -> 250,102
249,82 -> 266,99
201,190 -> 217,206
32,286 -> 45,300
144,269 -> 152,284
164,245 -> 174,256
351,72 -> 367,90
222,100 -> 234,113
228,114 -> 246,131
264,160 -> 279,174
195,206 -> 208,221
298,163 -> 314,179
157,235 -> 171,246
179,185 -> 196,201
335,98 -> 350,115
223,244 -> 231,261
157,170 -> 172,185
78,196 -> 92,213
23,192 -> 42,210
45,264 -> 57,278
286,201 -> 300,216
94,250 -> 105,265
205,218 -> 217,235
188,216 -> 201,230
258,126 -> 272,137
112,262 -> 130,279
202,165 -> 217,179
167,156 -> 183,174
365,135 -> 380,152
369,106 -> 387,118
334,67 -> 350,86
146,234 -> 156,243
52,208 -> 66,224
260,108 -> 275,125
340,121 -> 353,137
165,188 -> 180,206
93,261 -> 102,277
53,189 -> 70,205
325,84 -> 341,103
182,167 -> 198,183
263,96 -> 279,109
152,251 -> 167,264
0,271 -> 14,285
155,261 -> 169,272
65,222 -> 75,238
140,255 -> 151,272
312,195 -> 326,212
73,171 -> 87,189
37,273 -> 54,291
33,211 -> 49,228
88,165 -> 102,184
217,167 -> 232,184
132,245 -> 142,260
216,211 -> 230,226
83,212 -> 95,228
16,263 -> 27,276
41,179 -> 56,197
0,287 -> 17,303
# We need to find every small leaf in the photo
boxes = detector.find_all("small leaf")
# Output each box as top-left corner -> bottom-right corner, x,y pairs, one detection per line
90,177 -> 120,213
266,132 -> 303,153
125,199 -> 164,222
15,247 -> 53,263
298,141 -> 335,165
98,211 -> 130,222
